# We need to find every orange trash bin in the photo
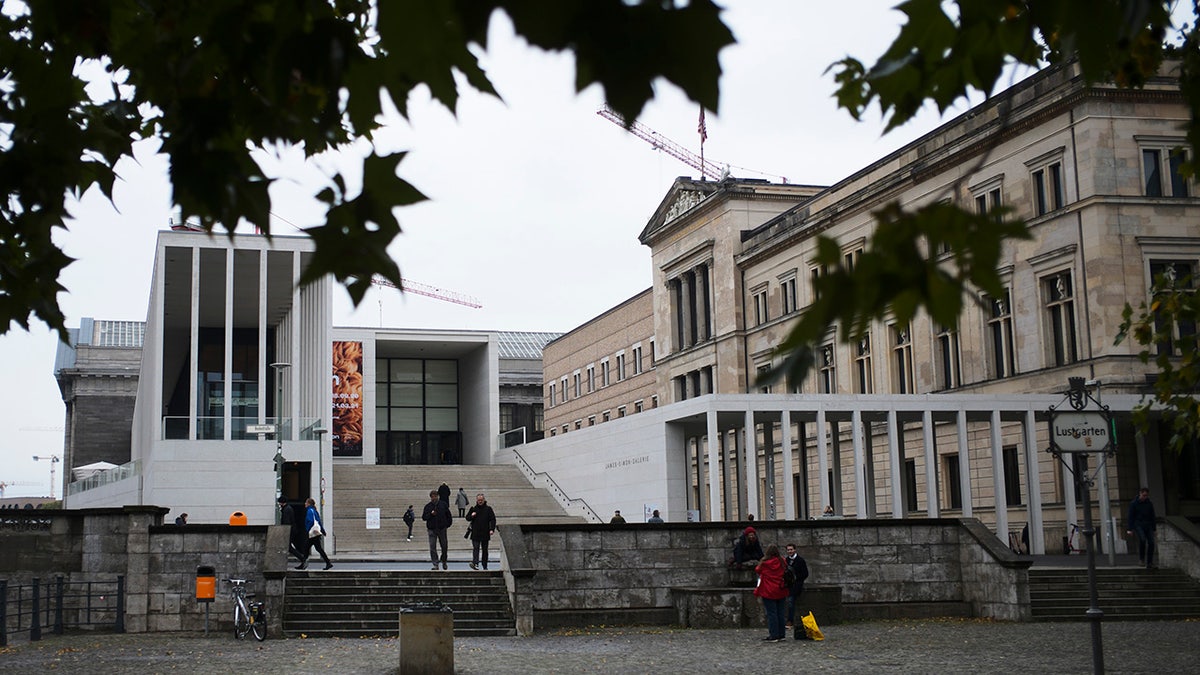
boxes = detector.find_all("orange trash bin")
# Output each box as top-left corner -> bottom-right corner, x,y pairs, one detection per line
196,565 -> 216,603
228,511 -> 248,526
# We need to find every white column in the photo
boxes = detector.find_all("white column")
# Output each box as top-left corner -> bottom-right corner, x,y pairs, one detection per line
887,409 -> 903,518
188,246 -> 200,441
257,250 -> 267,424
990,409 -> 1009,541
744,409 -> 759,519
852,409 -> 866,519
223,247 -> 234,441
781,410 -> 795,520
923,410 -> 939,518
957,409 -> 972,517
706,408 -> 721,522
289,251 -> 302,441
817,408 -> 830,514
1023,408 -> 1044,554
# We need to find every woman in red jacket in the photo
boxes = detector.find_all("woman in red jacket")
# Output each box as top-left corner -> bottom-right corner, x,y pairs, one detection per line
754,543 -> 789,642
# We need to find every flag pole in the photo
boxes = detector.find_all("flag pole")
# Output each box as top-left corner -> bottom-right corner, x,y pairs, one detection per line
698,107 -> 708,180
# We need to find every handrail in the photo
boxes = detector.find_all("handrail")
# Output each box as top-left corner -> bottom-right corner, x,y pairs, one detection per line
510,447 -> 602,524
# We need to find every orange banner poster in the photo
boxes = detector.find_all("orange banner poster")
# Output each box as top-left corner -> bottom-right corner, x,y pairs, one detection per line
332,341 -> 363,456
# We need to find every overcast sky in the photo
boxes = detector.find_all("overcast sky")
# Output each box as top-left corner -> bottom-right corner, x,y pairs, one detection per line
0,1 -> 985,498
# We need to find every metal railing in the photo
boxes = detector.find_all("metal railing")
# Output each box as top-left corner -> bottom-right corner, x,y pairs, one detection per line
161,416 -> 321,440
510,448 -> 602,523
66,460 -> 141,496
0,575 -> 125,646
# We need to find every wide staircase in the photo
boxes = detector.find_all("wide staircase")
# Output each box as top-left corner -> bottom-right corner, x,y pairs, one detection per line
331,464 -> 586,557
1029,567 -> 1200,621
283,569 -> 515,637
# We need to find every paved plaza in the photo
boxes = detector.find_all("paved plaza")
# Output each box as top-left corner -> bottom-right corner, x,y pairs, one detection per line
1,618 -> 1196,674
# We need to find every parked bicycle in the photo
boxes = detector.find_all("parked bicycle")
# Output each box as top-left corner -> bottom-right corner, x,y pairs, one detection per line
226,578 -> 266,641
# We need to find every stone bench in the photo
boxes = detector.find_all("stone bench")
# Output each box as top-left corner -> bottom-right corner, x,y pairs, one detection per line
672,584 -> 842,629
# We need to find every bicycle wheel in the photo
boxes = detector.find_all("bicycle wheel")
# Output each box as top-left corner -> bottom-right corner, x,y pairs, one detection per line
233,601 -> 251,639
250,604 -> 266,641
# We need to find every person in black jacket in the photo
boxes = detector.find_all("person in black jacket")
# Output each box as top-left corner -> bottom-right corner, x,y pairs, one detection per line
467,492 -> 497,570
278,496 -> 307,566
784,542 -> 810,632
1126,487 -> 1158,569
422,489 -> 454,570
402,505 -> 415,542
731,526 -> 764,569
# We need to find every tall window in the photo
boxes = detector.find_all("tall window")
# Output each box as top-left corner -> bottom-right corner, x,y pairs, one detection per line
500,403 -> 516,432
375,358 -> 460,465
572,371 -> 581,398
632,344 -> 643,375
601,359 -> 610,387
943,455 -> 962,510
891,324 -> 915,394
935,323 -> 961,390
781,276 -> 798,315
548,383 -> 556,407
904,459 -> 919,513
559,377 -> 568,403
649,339 -> 656,366
753,287 -> 769,325
1031,162 -> 1064,215
1149,260 -> 1197,356
844,248 -> 862,272
973,179 -> 1003,216
1043,271 -> 1078,367
986,290 -> 1016,379
757,364 -> 772,394
615,352 -> 626,381
855,334 -> 873,394
533,405 -> 543,432
1142,145 -> 1190,197
1003,446 -> 1022,506
818,344 -> 836,394
586,364 -> 595,392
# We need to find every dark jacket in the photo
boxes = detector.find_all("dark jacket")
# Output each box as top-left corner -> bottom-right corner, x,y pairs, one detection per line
786,553 -> 810,595
402,507 -> 415,525
422,499 -> 453,530
437,484 -> 451,504
733,527 -> 764,564
467,502 -> 497,542
1128,496 -> 1157,531
281,503 -> 307,545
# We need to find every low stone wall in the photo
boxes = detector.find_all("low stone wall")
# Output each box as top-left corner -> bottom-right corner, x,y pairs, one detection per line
1158,516 -> 1200,581
0,507 -> 288,636
499,518 -> 1030,635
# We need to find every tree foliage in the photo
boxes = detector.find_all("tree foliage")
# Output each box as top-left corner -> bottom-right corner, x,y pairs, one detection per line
1,0 -> 734,340
765,0 -> 1199,432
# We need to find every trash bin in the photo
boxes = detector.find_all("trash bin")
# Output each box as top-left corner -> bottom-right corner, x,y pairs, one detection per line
229,511 -> 248,526
196,566 -> 216,603
398,601 -> 453,674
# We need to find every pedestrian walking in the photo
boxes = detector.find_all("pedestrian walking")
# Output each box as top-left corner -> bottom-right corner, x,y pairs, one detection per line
301,497 -> 332,571
455,487 -> 469,517
403,505 -> 415,541
437,482 -> 451,507
278,497 -> 308,564
422,489 -> 453,570
1126,487 -> 1158,569
754,543 -> 789,642
467,492 -> 497,570
784,542 -> 810,632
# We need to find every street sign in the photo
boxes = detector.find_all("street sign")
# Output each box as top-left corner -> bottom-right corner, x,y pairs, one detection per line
246,424 -> 276,434
1049,410 -> 1111,453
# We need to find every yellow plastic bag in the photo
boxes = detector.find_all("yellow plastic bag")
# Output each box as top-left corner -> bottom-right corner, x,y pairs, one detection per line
801,611 -> 825,641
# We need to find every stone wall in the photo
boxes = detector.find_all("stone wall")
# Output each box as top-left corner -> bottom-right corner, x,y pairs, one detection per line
1158,516 -> 1200,580
500,518 -> 1032,635
0,507 -> 288,636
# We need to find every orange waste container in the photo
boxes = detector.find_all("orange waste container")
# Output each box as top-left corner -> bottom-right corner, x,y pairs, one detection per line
196,565 -> 216,603
228,511 -> 248,526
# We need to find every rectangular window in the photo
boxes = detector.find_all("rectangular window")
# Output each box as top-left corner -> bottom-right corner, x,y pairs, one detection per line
854,334 -> 873,394
935,324 -> 962,390
844,248 -> 861,273
651,395 -> 659,408
649,339 -> 656,366
617,406 -> 626,418
757,364 -> 771,394
601,359 -> 610,387
904,459 -> 919,513
781,277 -> 798,315
1143,146 -> 1190,197
616,352 -> 626,381
634,400 -> 644,413
944,454 -> 962,510
818,344 -> 836,394
500,403 -> 516,432
973,179 -> 1003,217
632,344 -> 643,375
753,288 -> 769,325
572,371 -> 581,398
560,377 -> 568,403
1032,162 -> 1064,216
586,365 -> 595,393
602,410 -> 611,423
1149,260 -> 1198,356
891,324 -> 915,394
588,415 -> 595,426
986,290 -> 1016,379
548,383 -> 556,407
1003,446 -> 1022,506
574,420 -> 582,430
533,405 -> 543,432
1043,271 -> 1078,367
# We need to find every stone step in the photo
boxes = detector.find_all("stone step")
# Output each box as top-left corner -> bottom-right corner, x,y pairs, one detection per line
1028,566 -> 1200,621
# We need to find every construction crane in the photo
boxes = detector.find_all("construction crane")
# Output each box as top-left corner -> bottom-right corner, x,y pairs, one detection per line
32,455 -> 61,500
370,276 -> 482,309
0,481 -> 41,499
596,104 -> 787,183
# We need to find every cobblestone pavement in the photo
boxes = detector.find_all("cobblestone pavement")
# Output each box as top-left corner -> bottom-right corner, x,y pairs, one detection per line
1,619 -> 1196,674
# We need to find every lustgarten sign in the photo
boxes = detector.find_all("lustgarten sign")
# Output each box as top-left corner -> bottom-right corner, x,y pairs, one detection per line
1049,410 -> 1112,453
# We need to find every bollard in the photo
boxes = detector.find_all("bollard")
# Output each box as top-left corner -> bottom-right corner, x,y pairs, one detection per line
398,601 -> 454,675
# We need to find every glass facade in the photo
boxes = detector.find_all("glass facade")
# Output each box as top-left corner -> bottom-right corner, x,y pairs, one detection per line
375,357 -> 461,465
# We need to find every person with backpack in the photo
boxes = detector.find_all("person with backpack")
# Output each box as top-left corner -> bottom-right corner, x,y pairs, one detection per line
402,505 -> 415,541
754,543 -> 789,642
784,542 -> 810,632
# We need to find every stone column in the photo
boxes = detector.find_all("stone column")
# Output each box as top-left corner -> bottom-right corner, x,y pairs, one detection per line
780,411 -> 795,520
706,409 -> 721,522
680,273 -> 694,349
817,408 -> 830,513
990,409 -> 1009,541
1023,408 -> 1045,554
957,410 -> 973,517
922,410 -> 939,518
887,409 -> 904,518
851,409 -> 866,519
743,410 -> 759,519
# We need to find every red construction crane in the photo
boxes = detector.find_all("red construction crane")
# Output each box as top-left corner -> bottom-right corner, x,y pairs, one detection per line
370,276 -> 482,309
596,104 -> 787,183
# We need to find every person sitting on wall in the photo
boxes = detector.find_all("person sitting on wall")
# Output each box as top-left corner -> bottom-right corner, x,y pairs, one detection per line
730,526 -> 764,569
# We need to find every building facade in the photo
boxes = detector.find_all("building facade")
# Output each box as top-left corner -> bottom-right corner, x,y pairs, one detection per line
527,60 -> 1198,546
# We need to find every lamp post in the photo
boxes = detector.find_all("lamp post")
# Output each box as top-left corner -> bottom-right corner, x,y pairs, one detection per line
314,425 -> 327,524
32,455 -> 61,500
270,362 -> 291,522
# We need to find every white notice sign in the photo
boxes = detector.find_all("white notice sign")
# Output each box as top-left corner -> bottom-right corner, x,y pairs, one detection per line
365,508 -> 381,530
